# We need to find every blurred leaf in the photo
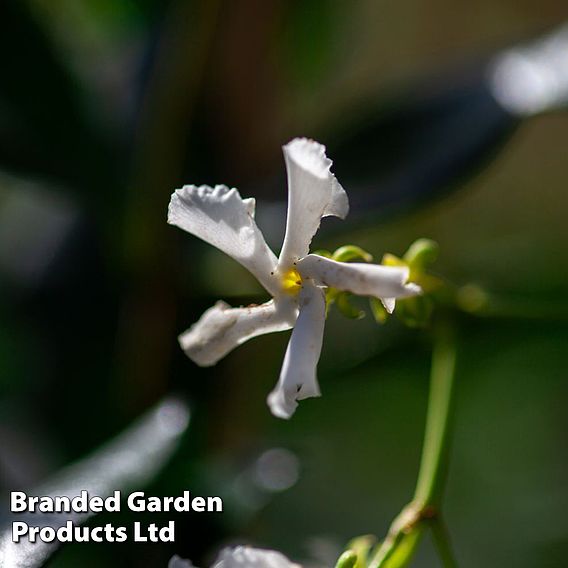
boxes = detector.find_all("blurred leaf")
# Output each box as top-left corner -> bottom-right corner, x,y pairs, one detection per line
329,69 -> 519,222
0,1 -> 110,189
0,398 -> 189,567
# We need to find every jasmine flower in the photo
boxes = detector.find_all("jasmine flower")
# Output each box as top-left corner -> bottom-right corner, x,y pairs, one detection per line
168,138 -> 420,418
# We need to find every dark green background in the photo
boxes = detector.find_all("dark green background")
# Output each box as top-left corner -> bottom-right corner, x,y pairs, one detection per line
1,1 -> 567,566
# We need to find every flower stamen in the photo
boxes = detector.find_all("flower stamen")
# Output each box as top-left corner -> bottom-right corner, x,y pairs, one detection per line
280,267 -> 303,295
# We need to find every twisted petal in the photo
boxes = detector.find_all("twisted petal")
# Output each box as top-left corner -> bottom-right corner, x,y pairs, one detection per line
168,185 -> 279,295
212,546 -> 301,568
267,284 -> 326,419
298,254 -> 421,300
179,299 -> 296,367
277,138 -> 349,269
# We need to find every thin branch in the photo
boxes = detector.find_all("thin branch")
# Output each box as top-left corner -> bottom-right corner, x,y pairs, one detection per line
369,319 -> 458,568
430,517 -> 458,568
413,320 -> 457,507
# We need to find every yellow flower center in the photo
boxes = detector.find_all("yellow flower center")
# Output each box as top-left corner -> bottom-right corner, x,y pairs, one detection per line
280,267 -> 303,295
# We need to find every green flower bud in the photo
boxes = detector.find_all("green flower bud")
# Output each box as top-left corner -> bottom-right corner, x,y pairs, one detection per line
403,238 -> 439,272
395,296 -> 434,328
335,550 -> 358,568
332,245 -> 373,263
369,297 -> 389,324
456,283 -> 488,313
312,249 -> 333,259
379,239 -> 441,328
344,534 -> 377,568
336,292 -> 365,319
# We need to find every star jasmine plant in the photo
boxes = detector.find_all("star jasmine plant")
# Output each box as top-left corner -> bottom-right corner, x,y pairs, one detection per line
168,138 -> 421,419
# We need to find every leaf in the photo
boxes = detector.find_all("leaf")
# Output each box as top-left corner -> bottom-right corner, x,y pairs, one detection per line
0,1 -> 109,188
0,397 -> 189,568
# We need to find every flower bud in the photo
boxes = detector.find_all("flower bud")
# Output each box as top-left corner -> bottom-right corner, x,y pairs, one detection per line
335,551 -> 358,568
403,238 -> 439,272
332,245 -> 373,263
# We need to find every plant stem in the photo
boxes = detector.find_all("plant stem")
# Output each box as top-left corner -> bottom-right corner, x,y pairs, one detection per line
369,319 -> 458,568
413,319 -> 457,507
430,517 -> 458,568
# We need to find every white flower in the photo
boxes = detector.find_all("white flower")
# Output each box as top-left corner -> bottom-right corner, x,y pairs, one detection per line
168,546 -> 302,568
168,554 -> 196,568
168,138 -> 420,419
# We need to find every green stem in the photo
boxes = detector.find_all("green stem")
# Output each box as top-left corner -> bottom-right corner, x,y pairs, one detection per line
413,320 -> 457,507
430,517 -> 458,568
368,319 -> 458,568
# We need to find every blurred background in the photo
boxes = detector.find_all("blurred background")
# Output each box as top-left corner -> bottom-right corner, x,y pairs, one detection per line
1,0 -> 568,566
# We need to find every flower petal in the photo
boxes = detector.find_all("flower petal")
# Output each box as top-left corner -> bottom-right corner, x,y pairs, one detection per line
267,284 -> 326,419
277,138 -> 349,269
212,546 -> 301,568
168,185 -> 279,295
168,555 -> 196,568
298,254 -> 421,299
381,297 -> 396,314
179,299 -> 296,367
